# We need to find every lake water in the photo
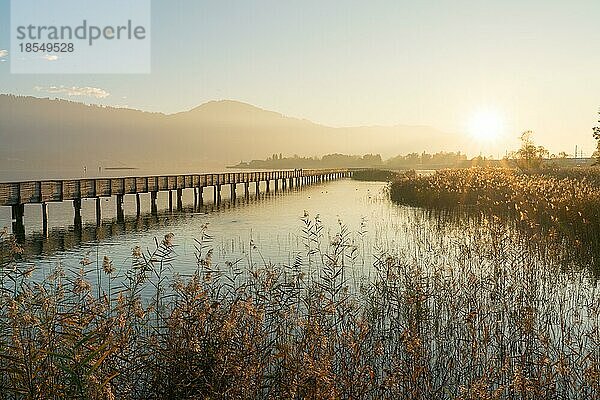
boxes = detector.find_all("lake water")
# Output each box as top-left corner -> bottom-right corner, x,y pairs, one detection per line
1,177 -> 596,283
0,179 -> 403,278
2,176 -> 597,277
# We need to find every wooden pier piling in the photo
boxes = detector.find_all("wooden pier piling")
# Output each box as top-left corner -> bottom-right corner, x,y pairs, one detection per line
136,193 -> 141,216
116,195 -> 124,222
177,188 -> 183,211
95,197 -> 102,225
73,198 -> 82,227
11,204 -> 25,240
41,202 -> 48,236
150,192 -> 158,215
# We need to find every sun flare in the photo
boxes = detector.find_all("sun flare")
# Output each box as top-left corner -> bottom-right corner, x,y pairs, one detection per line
468,109 -> 504,142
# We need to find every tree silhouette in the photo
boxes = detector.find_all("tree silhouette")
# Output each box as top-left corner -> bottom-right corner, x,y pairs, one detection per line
511,130 -> 549,171
594,110 -> 600,165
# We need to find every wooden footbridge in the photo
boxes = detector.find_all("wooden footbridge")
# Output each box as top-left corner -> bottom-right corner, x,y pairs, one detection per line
0,168 -> 355,238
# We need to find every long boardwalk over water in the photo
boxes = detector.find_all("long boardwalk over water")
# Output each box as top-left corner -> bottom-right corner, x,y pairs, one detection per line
0,168 -> 356,238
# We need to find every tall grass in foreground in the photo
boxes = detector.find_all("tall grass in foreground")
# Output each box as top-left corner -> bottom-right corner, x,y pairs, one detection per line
390,167 -> 600,275
0,205 -> 599,399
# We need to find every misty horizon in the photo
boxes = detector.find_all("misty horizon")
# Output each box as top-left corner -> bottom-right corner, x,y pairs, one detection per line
1,94 -> 595,165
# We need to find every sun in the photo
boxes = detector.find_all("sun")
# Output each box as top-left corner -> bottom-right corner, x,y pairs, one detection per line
468,109 -> 504,142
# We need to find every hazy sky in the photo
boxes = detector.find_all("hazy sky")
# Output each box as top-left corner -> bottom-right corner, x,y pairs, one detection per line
1,0 -> 599,156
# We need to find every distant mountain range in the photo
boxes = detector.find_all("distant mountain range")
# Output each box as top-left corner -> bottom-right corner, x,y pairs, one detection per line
0,95 -> 466,175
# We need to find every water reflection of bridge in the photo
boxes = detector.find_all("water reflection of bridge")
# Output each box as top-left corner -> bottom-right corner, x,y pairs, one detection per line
1,168 -> 356,242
